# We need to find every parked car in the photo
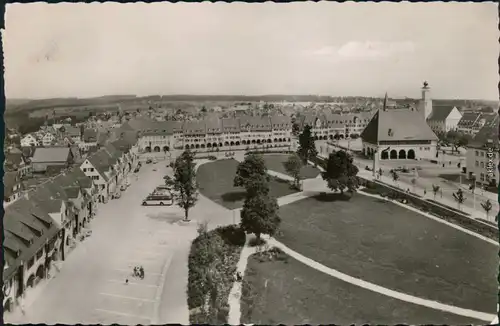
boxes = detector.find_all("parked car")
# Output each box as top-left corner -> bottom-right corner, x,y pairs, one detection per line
142,193 -> 173,206
120,185 -> 127,191
153,159 -> 158,164
134,167 -> 141,173
146,158 -> 153,164
113,192 -> 121,199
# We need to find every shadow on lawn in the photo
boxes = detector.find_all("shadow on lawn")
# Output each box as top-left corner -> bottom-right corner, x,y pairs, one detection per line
221,191 -> 247,203
312,192 -> 353,202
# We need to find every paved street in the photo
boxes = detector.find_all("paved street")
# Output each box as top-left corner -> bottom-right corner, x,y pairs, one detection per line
5,163 -> 197,325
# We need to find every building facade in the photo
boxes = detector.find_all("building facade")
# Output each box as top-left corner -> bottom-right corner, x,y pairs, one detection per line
466,115 -> 499,186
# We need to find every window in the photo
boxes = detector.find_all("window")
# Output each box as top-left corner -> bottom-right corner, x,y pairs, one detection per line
480,173 -> 485,181
92,176 -> 99,181
480,162 -> 484,168
90,168 -> 95,172
27,257 -> 35,269
475,160 -> 479,167
82,168 -> 87,172
36,248 -> 43,260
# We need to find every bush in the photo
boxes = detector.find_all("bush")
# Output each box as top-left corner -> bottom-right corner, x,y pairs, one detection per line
187,226 -> 245,324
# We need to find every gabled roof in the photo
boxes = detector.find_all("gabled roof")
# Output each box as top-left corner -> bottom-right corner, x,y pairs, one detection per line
67,166 -> 93,188
86,149 -> 113,181
221,118 -> 241,132
427,106 -> 457,122
32,147 -> 71,163
468,114 -> 499,149
457,112 -> 481,127
182,120 -> 206,135
361,109 -> 438,144
83,128 -> 98,142
205,118 -> 222,134
239,116 -> 272,131
4,199 -> 60,280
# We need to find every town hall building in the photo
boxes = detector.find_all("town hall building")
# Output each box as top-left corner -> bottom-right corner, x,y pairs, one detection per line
361,83 -> 439,161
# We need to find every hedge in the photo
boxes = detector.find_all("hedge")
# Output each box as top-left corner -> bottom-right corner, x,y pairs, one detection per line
187,225 -> 246,324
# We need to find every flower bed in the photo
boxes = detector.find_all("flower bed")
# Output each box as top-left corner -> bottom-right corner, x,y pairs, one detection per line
187,225 -> 246,324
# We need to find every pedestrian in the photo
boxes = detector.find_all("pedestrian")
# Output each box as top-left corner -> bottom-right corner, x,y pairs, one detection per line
424,189 -> 427,196
139,266 -> 144,279
125,278 -> 129,285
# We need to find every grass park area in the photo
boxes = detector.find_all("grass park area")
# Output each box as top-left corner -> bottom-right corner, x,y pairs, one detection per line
275,193 -> 498,313
196,159 -> 298,210
240,249 -> 482,325
261,154 -> 321,179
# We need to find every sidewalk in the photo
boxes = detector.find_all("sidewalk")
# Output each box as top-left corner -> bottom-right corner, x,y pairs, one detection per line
318,152 -> 498,221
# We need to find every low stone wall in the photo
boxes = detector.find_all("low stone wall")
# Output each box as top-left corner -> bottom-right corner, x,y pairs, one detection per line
313,155 -> 499,241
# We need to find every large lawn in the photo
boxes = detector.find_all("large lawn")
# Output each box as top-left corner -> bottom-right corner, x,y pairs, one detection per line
241,250 -> 483,325
262,154 -> 321,179
276,193 -> 498,313
196,159 -> 298,210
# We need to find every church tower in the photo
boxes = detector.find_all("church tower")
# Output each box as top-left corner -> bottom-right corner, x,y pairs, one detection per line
418,81 -> 433,120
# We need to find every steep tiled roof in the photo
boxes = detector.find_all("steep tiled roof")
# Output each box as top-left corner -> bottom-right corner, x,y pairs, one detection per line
361,109 -> 438,144
86,149 -> 113,181
270,115 -> 292,128
67,166 -> 93,189
221,118 -> 241,133
205,118 -> 222,134
427,106 -> 456,122
457,112 -> 481,128
32,147 -> 71,163
4,198 -> 60,280
83,128 -> 98,142
240,116 -> 272,132
468,115 -> 499,149
183,120 -> 206,135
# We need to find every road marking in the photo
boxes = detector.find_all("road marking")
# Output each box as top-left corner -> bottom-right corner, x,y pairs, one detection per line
95,308 -> 151,321
106,279 -> 158,288
99,292 -> 156,303
113,268 -> 163,276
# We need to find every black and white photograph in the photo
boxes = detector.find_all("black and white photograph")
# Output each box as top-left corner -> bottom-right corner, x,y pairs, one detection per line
2,2 -> 499,325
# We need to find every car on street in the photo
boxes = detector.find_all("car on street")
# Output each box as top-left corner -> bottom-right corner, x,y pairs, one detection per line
142,193 -> 173,206
153,159 -> 158,164
146,158 -> 153,164
120,185 -> 127,191
113,192 -> 122,199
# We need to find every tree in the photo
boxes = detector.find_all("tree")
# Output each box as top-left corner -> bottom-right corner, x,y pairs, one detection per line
481,199 -> 493,220
297,125 -> 318,164
292,122 -> 300,136
201,106 -> 207,113
171,149 -> 199,221
321,150 -> 359,196
234,153 -> 270,191
452,188 -> 466,210
446,131 -> 471,154
432,184 -> 440,200
283,153 -> 303,190
390,169 -> 399,185
240,192 -> 281,242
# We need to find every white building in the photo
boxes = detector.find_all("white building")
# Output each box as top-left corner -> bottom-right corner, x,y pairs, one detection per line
41,133 -> 55,147
20,134 -> 39,147
466,115 -> 499,186
426,106 -> 463,134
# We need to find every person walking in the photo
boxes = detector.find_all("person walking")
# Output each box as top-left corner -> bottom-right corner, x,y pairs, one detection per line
125,278 -> 129,285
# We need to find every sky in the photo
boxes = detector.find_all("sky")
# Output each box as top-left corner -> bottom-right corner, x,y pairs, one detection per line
3,2 -> 499,100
